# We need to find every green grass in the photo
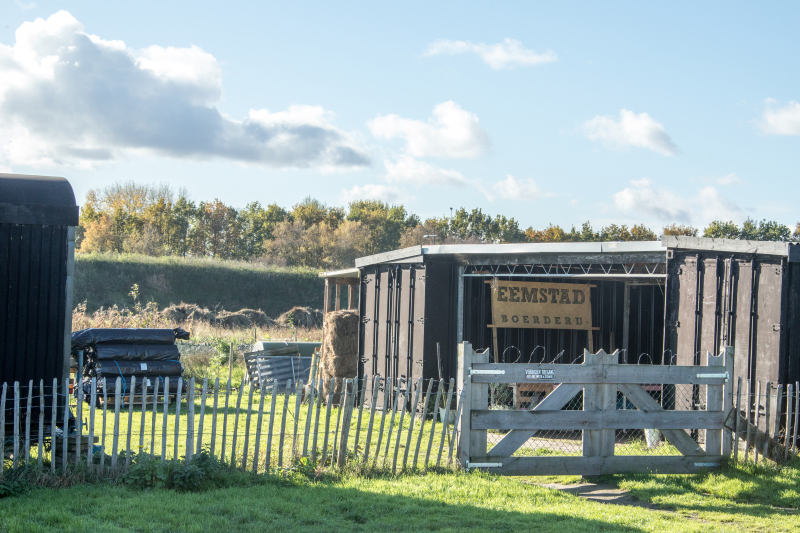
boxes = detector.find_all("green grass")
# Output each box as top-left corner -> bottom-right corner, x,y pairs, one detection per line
75,253 -> 323,315
2,464 -> 798,532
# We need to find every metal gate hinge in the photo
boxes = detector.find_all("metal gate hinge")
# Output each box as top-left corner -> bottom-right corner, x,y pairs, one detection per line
469,368 -> 505,376
361,317 -> 371,323
773,324 -> 782,332
417,317 -> 426,324
696,372 -> 729,382
466,461 -> 502,470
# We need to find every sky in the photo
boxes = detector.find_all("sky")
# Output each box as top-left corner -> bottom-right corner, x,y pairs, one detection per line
0,1 -> 798,231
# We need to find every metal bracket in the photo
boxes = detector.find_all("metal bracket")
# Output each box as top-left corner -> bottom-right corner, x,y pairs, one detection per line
466,461 -> 502,470
696,372 -> 729,382
773,324 -> 782,332
469,368 -> 505,376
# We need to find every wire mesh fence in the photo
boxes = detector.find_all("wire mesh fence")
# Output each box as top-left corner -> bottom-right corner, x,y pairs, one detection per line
1,375 -> 462,480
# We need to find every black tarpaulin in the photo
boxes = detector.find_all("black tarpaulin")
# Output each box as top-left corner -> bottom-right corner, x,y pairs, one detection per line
95,344 -> 181,362
91,360 -> 183,378
71,328 -> 176,352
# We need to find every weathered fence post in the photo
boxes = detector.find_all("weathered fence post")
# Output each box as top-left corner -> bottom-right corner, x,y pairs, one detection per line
363,375 -> 380,464
722,347 -> 734,457
706,351 -> 725,456
337,379 -> 354,467
186,378 -> 195,463
457,342 -> 474,468
0,383 -> 6,480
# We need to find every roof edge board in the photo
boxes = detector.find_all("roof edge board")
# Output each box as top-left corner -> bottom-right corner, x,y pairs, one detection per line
663,235 -> 796,258
318,267 -> 360,279
354,245 -> 423,268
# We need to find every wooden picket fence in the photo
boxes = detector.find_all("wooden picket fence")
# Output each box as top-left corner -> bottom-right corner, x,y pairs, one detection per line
0,374 -> 463,478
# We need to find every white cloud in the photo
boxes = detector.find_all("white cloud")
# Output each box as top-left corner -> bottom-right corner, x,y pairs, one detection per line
582,109 -> 677,156
424,38 -> 557,70
613,177 -> 743,224
341,183 -> 408,204
716,173 -> 743,186
14,1 -> 37,10
0,11 -> 370,170
759,98 -> 800,135
368,101 -> 490,159
485,175 -> 549,202
384,155 -> 469,187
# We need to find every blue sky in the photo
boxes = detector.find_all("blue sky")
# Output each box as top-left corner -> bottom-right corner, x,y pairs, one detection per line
1,1 -> 798,230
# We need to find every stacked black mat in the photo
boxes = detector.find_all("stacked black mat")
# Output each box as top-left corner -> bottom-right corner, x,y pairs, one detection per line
72,328 -> 190,397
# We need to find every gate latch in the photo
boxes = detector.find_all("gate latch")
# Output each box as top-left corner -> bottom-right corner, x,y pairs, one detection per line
469,369 -> 505,376
696,372 -> 729,382
466,461 -> 502,470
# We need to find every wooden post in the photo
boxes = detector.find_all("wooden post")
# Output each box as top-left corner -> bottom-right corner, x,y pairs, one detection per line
457,342 -> 474,468
762,382 -> 772,460
583,350 -> 599,459
426,380 -> 443,467
210,378 -> 220,456
23,382 -> 31,466
292,381 -> 302,458
745,379 -> 753,461
186,378 -> 196,463
126,376 -> 136,469
734,377 -> 742,462
331,379 -> 343,465
0,383 -> 5,480
723,346 -> 735,457
373,377 -> 391,467
335,284 -> 341,311
312,377 -> 323,463
784,384 -> 793,463
86,378 -> 95,470
337,379 -> 354,467
62,378 -> 69,474
449,390 -> 466,464
230,380 -> 244,467
112,378 -> 121,469
348,285 -> 355,310
38,379 -> 45,472
253,383 -> 266,472
265,381 -> 278,470
403,378 -> 423,470
241,383 -> 254,470
221,379 -> 231,464
706,351 -> 725,456
139,378 -> 147,457
413,378 -> 434,469
384,379 -> 400,465
321,378 -> 335,466
753,381 -> 762,464
772,384 -> 783,460
197,378 -> 208,454
436,378 -> 456,467
278,379 -> 292,467
363,376 -> 380,463
303,376 -> 315,457
150,378 -> 158,456
353,378 -> 366,454
161,377 -> 170,463
793,381 -> 799,456
391,381 -> 407,472
173,377 -> 183,464
51,378 -> 58,474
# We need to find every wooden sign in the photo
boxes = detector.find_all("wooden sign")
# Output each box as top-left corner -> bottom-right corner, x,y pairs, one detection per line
491,280 -> 592,330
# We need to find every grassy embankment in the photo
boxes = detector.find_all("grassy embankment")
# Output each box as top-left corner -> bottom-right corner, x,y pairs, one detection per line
75,253 -> 324,317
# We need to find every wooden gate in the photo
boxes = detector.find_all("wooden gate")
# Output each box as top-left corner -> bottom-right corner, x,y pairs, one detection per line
456,343 -> 734,475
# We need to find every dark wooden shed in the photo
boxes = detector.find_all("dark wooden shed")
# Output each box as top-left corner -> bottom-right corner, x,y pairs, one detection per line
353,237 -> 800,401
0,173 -> 78,421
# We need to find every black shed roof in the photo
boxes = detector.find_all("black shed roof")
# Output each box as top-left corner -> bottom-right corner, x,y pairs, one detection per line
0,173 -> 79,226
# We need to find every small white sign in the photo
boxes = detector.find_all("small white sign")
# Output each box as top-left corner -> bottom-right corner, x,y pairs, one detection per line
525,368 -> 554,380
140,363 -> 147,371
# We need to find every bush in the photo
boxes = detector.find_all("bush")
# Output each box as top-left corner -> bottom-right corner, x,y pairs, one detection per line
122,449 -> 223,492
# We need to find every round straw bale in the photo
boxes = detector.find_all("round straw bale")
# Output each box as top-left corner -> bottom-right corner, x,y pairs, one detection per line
276,306 -> 324,329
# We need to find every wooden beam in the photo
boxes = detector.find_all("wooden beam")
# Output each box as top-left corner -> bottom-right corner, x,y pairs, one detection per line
472,409 -> 727,430
470,455 -> 724,476
618,383 -> 704,456
469,363 -> 730,385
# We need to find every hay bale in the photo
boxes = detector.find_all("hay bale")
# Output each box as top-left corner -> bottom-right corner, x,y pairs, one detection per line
319,309 -> 359,403
276,306 -> 323,329
161,303 -> 215,325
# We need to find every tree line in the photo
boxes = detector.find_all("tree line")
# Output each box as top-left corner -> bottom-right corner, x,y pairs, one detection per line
77,181 -> 800,270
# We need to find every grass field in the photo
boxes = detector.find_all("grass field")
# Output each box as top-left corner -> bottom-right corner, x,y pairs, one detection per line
75,253 -> 323,316
1,460 -> 798,532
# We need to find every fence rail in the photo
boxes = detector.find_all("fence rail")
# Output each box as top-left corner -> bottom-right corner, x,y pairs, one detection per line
0,375 -> 461,480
